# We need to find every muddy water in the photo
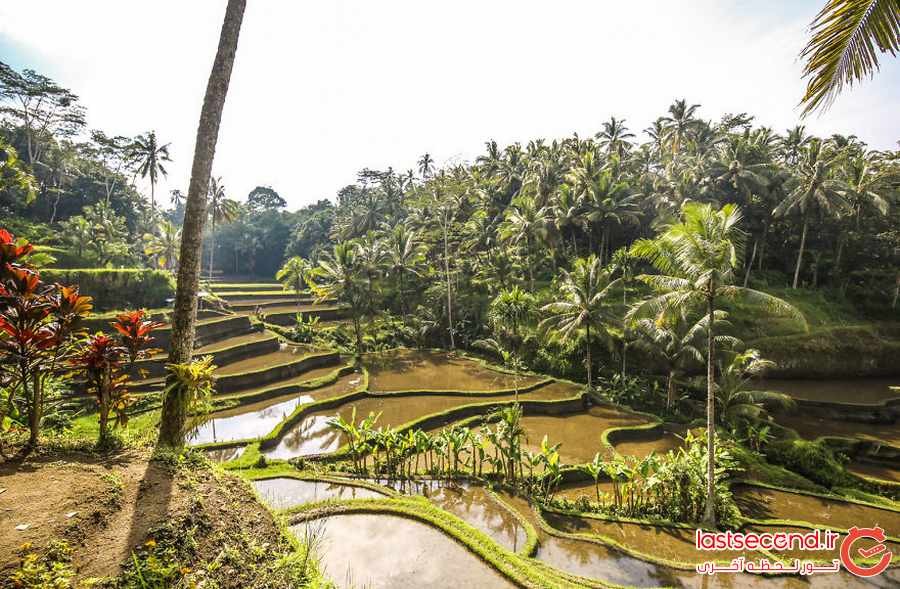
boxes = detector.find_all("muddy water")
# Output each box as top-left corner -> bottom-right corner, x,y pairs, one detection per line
556,480 -> 617,502
776,413 -> 900,447
252,477 -> 385,509
263,385 -> 578,460
223,366 -> 357,400
544,512 -> 763,565
204,446 -> 245,462
612,423 -> 687,459
188,393 -> 313,445
519,405 -> 654,465
196,330 -> 275,353
757,378 -> 900,406
734,484 -> 900,531
290,513 -> 515,588
847,461 -> 900,483
496,492 -> 684,586
376,479 -> 527,552
364,349 -> 543,392
497,492 -> 899,588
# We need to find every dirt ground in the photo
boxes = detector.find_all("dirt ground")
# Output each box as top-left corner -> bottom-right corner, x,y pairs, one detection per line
0,448 -> 293,586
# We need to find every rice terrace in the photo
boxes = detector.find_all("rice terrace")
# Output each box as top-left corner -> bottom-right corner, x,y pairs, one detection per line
1,1 -> 899,587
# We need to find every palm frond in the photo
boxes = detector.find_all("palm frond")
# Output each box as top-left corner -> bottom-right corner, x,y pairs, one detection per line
800,0 -> 900,115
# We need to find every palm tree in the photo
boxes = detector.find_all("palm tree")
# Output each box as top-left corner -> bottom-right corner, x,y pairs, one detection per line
386,224 -> 424,314
716,349 -> 795,429
500,195 -> 549,290
206,176 -> 240,278
310,242 -> 366,353
799,0 -> 900,115
276,256 -> 312,303
596,116 -> 635,158
157,0 -> 246,449
551,183 -> 585,257
142,220 -> 182,272
354,232 -> 386,311
541,255 -> 619,389
660,99 -> 702,156
632,310 -> 738,409
130,130 -> 171,211
773,140 -> 848,288
583,171 -> 640,265
630,202 -> 802,527
417,152 -> 435,178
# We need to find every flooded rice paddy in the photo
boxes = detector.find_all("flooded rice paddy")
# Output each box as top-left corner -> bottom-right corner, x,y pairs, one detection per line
733,484 -> 900,531
289,513 -> 516,588
756,378 -> 900,406
253,477 -> 386,509
364,349 -> 544,392
188,393 -> 313,445
263,383 -> 580,460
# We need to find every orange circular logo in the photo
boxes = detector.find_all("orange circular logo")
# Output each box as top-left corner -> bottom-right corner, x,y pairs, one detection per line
840,526 -> 892,577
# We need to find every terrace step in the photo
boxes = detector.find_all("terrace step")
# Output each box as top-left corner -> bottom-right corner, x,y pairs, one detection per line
134,330 -> 280,379
131,348 -> 342,396
228,298 -> 321,311
260,305 -> 347,326
218,292 -> 301,302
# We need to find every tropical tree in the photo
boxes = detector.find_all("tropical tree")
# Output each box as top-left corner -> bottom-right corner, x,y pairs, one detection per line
631,310 -> 738,409
385,224 -> 424,314
541,255 -> 619,388
715,349 -> 796,429
142,220 -> 181,272
629,202 -> 802,527
660,99 -> 702,156
276,256 -> 312,303
418,152 -> 435,178
799,0 -> 900,114
773,140 -> 848,288
499,195 -> 549,290
596,116 -> 635,158
206,176 -> 240,278
157,0 -> 247,449
130,130 -> 171,211
309,242 -> 366,353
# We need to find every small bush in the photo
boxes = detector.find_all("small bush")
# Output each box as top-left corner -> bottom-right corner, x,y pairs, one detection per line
765,439 -> 851,488
41,268 -> 175,311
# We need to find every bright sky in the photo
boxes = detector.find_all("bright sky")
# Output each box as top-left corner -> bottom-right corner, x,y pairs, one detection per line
1,1 -> 898,210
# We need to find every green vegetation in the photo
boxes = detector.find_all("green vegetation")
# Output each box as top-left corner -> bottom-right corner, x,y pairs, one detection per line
41,269 -> 175,311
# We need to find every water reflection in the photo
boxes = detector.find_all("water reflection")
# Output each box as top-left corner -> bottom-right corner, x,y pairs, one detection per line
188,394 -> 312,445
253,477 -> 385,509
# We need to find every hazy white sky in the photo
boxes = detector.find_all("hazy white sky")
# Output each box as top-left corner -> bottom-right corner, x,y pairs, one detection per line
2,1 -> 898,210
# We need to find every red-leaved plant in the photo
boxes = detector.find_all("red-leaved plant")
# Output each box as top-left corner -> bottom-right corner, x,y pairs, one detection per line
0,229 -> 92,448
70,310 -> 163,445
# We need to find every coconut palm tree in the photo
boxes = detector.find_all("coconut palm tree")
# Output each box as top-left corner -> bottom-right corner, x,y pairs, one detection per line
142,220 -> 181,272
310,242 -> 366,353
773,140 -> 848,288
583,171 -> 641,265
275,256 -> 312,303
385,224 -> 424,314
660,99 -> 702,156
354,232 -> 386,311
629,201 -> 802,527
541,255 -> 619,389
417,152 -> 435,178
130,130 -> 171,211
715,349 -> 796,429
632,310 -> 738,409
206,176 -> 240,278
596,116 -> 635,158
799,0 -> 900,115
158,0 -> 246,449
500,195 -> 549,291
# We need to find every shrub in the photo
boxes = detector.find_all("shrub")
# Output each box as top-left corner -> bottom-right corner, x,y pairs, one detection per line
765,439 -> 851,488
41,268 -> 175,311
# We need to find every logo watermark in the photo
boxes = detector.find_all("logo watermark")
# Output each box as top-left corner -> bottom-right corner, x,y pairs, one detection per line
695,526 -> 893,577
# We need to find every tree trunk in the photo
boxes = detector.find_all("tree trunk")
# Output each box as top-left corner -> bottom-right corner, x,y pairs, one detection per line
443,217 -> 455,349
157,0 -> 246,449
585,322 -> 592,389
893,273 -> 899,309
757,222 -> 768,272
792,215 -> 808,289
702,293 -> 717,528
743,238 -> 757,287
150,179 -> 156,211
666,371 -> 676,410
833,233 -> 844,280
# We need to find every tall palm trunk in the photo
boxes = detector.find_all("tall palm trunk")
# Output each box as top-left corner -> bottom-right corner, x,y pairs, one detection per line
585,322 -> 592,389
792,215 -> 808,289
158,0 -> 246,448
150,179 -> 156,212
743,238 -> 757,287
443,213 -> 455,349
666,370 -> 676,410
702,293 -> 717,528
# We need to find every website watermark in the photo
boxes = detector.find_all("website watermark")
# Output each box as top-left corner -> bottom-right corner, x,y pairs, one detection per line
695,526 -> 893,577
